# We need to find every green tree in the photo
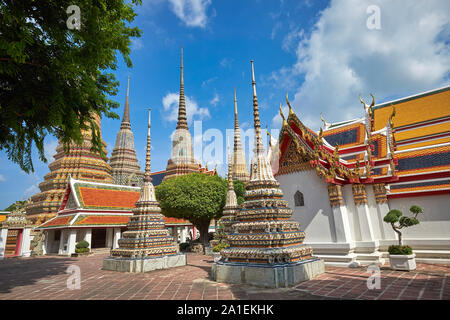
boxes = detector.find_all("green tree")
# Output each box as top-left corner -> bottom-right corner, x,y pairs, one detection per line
0,0 -> 142,173
155,173 -> 228,249
384,205 -> 423,246
4,200 -> 26,212
233,180 -> 245,205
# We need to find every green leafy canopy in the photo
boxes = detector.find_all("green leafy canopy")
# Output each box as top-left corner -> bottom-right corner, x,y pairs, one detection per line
155,173 -> 228,223
0,0 -> 142,173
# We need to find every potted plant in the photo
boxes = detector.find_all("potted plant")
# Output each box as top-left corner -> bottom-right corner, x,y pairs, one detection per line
72,240 -> 90,257
212,242 -> 229,262
383,205 -> 423,271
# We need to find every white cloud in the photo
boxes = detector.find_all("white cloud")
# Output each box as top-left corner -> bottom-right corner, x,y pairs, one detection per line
201,76 -> 218,87
23,184 -> 39,200
44,139 -> 58,162
220,57 -> 233,68
131,38 -> 144,50
210,93 -> 219,106
0,174 -> 6,182
162,92 -> 210,124
168,0 -> 212,28
271,0 -> 450,131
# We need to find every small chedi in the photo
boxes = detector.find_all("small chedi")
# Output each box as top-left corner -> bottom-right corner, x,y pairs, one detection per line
103,109 -> 186,273
211,61 -> 324,288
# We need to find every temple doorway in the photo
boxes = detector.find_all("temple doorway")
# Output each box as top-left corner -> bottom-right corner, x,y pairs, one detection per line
91,229 -> 106,248
4,229 -> 22,257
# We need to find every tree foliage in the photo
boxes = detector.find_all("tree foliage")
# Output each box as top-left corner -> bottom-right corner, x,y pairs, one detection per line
0,0 -> 142,173
384,205 -> 423,247
233,179 -> 245,205
155,173 -> 228,246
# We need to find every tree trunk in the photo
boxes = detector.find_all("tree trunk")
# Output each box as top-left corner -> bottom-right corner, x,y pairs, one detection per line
391,223 -> 402,246
194,219 -> 211,255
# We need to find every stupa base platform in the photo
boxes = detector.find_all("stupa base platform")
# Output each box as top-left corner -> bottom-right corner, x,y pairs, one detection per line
211,258 -> 324,288
102,253 -> 186,273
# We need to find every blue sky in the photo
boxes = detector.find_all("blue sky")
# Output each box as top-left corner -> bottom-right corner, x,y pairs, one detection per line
1,0 -> 449,209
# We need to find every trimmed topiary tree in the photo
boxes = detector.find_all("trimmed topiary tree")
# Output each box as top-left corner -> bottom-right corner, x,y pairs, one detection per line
75,240 -> 90,253
383,205 -> 423,254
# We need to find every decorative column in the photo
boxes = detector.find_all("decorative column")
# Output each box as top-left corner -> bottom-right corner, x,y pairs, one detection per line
20,228 -> 32,257
84,229 -> 92,249
373,183 -> 396,240
106,228 -> 113,248
58,230 -> 67,255
113,228 -> 121,249
0,228 -> 8,259
67,229 -> 77,255
352,184 -> 375,241
328,185 -> 353,243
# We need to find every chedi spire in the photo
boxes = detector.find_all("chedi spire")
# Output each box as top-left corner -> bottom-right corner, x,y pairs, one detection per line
109,76 -> 144,187
232,87 -> 250,183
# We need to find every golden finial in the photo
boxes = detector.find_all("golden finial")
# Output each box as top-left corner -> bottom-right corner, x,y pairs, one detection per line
320,113 -> 327,128
286,92 -> 294,116
318,127 -> 323,143
279,103 -> 287,126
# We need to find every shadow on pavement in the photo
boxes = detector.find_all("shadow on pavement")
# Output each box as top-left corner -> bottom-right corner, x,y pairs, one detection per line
0,256 -> 76,294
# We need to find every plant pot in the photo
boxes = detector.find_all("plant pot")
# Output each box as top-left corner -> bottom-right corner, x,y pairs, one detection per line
389,254 -> 416,271
212,252 -> 221,263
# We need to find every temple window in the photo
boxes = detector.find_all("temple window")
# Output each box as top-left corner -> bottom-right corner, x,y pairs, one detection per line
294,191 -> 304,207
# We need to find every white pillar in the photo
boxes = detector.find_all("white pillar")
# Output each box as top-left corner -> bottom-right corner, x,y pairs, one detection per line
20,228 -> 32,257
58,230 -> 67,255
113,228 -> 121,249
43,230 -> 48,255
67,229 -> 77,255
181,228 -> 187,243
0,228 -> 8,260
332,206 -> 353,243
106,228 -> 113,248
84,229 -> 92,249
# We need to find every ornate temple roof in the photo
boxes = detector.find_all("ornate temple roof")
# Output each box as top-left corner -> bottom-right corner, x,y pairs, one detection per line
109,77 -> 144,187
275,86 -> 450,198
36,177 -> 192,230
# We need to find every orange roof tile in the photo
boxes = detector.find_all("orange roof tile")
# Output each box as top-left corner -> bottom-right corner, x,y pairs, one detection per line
78,187 -> 140,209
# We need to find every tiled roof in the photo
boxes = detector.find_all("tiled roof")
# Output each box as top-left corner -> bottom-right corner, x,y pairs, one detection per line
77,186 -> 140,209
38,215 -> 74,228
72,215 -> 130,226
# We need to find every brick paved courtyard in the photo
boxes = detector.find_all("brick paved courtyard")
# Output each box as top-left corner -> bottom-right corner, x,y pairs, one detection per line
0,252 -> 448,300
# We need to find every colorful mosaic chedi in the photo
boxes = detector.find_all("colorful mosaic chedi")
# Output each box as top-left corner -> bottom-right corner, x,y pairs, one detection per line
110,110 -> 178,259
220,61 -> 313,264
26,114 -> 114,225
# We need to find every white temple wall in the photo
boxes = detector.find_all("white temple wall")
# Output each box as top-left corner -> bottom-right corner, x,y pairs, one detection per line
388,195 -> 450,240
277,170 -> 335,243
366,187 -> 385,241
342,185 -> 360,242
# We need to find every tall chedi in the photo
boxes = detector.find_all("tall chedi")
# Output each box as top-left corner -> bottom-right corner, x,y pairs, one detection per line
218,146 -> 239,234
212,61 -> 324,288
27,114 -> 114,226
163,47 -> 200,181
232,88 -> 250,183
109,77 -> 144,187
103,109 -> 186,273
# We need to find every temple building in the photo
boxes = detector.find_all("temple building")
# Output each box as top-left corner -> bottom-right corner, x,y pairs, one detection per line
0,202 -> 32,259
212,61 -> 324,288
232,88 -> 250,183
103,109 -> 187,272
26,114 -> 114,226
36,176 -> 195,256
109,77 -> 144,187
163,47 -> 201,181
273,86 -> 450,266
